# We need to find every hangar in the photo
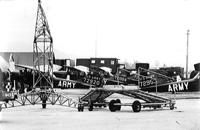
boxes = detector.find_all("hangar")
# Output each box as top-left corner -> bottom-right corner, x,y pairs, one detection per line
0,52 -> 74,67
76,58 -> 121,74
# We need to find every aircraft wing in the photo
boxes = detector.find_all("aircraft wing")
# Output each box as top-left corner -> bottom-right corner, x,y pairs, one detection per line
53,71 -> 67,75
157,72 -> 200,87
15,64 -> 62,72
74,66 -> 89,74
141,72 -> 200,89
104,78 -> 124,84
53,64 -> 62,71
118,68 -> 132,73
15,64 -> 36,71
100,67 -> 113,76
64,65 -> 82,72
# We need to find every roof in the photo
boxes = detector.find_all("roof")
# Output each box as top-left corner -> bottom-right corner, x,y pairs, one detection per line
0,52 -> 52,66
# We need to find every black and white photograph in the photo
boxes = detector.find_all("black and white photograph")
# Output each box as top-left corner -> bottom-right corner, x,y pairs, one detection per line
0,0 -> 200,129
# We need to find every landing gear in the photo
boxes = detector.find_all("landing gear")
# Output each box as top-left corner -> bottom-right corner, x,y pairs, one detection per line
0,104 -> 2,112
132,100 -> 141,112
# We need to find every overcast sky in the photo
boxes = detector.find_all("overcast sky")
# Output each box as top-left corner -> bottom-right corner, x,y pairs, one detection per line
0,0 -> 200,70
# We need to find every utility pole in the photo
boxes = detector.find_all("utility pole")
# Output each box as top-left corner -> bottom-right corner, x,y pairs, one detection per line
186,29 -> 190,79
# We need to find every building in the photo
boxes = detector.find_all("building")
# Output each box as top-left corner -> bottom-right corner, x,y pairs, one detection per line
0,52 -> 34,66
159,67 -> 184,78
76,58 -> 120,74
55,59 -> 75,70
135,63 -> 150,70
0,52 -> 74,68
76,58 -> 91,68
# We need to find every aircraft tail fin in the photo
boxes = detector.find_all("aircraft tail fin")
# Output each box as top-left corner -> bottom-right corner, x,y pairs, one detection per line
9,53 -> 15,72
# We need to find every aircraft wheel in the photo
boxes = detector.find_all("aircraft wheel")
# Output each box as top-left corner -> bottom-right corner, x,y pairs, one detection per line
0,105 -> 2,112
109,100 -> 117,112
132,100 -> 141,112
115,99 -> 121,111
42,100 -> 47,109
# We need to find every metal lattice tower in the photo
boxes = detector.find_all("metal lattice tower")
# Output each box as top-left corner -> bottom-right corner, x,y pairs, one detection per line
33,0 -> 53,90
0,0 -> 81,111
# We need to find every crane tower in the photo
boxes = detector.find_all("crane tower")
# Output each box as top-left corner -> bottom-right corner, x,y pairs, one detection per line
0,0 -> 80,110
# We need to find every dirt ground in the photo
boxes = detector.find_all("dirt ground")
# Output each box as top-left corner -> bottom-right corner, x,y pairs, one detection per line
0,91 -> 200,130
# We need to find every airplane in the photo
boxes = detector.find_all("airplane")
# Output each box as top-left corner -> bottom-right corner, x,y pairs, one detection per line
134,67 -> 200,93
0,54 -> 100,95
14,61 -> 96,90
53,65 -> 126,89
0,55 -> 19,111
108,67 -> 200,93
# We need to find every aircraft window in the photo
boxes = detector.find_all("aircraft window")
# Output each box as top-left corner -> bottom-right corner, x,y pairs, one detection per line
111,60 -> 115,65
91,60 -> 95,64
101,60 -> 105,64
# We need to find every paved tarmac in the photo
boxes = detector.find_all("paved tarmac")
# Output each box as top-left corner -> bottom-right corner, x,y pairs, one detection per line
0,94 -> 200,130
